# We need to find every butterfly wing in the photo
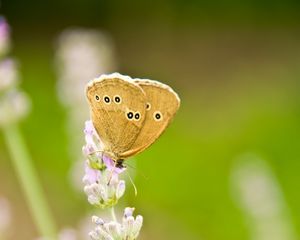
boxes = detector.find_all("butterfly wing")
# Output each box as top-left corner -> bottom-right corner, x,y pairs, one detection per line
86,73 -> 147,160
120,79 -> 180,159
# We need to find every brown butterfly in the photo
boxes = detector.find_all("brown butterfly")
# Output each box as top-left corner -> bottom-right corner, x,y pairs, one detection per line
85,73 -> 180,164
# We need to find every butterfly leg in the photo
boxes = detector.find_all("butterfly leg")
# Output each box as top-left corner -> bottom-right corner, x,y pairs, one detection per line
107,162 -> 117,186
88,149 -> 104,155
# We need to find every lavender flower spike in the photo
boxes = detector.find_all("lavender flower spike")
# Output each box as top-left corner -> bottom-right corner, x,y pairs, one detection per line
83,120 -> 126,208
83,120 -> 143,239
0,58 -> 30,127
0,17 -> 10,57
0,59 -> 18,91
89,208 -> 143,240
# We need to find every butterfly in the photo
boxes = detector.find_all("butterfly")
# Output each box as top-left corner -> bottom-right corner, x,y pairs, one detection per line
85,73 -> 180,164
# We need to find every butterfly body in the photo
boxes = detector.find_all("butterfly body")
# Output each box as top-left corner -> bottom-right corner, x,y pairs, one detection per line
86,73 -> 180,161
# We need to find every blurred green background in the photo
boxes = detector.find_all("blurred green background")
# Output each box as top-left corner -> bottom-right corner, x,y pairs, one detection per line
1,0 -> 300,239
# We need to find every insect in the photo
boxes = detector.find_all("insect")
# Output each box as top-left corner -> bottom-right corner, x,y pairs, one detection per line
85,73 -> 180,165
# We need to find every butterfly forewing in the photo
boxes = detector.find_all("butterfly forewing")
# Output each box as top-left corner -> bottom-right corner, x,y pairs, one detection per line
120,79 -> 180,158
86,74 -> 147,159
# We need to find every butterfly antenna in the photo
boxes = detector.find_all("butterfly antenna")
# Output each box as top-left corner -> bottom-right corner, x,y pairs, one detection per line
126,170 -> 138,196
125,161 -> 149,181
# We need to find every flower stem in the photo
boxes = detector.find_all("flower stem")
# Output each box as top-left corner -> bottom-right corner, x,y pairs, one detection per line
2,123 -> 57,239
110,207 -> 117,222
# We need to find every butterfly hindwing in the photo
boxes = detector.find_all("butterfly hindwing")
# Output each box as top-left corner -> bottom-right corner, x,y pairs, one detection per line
120,79 -> 180,158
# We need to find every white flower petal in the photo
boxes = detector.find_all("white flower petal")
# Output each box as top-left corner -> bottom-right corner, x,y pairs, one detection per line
124,207 -> 134,218
116,180 -> 125,199
132,215 -> 143,238
92,216 -> 104,225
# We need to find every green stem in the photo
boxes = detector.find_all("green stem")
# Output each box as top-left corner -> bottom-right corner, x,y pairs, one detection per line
2,123 -> 57,239
110,207 -> 117,222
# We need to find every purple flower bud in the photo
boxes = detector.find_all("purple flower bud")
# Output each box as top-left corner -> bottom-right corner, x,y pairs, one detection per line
102,155 -> 114,169
0,17 -> 10,57
106,222 -> 120,238
84,121 -> 97,146
84,120 -> 95,136
92,216 -> 104,225
0,90 -> 30,126
82,145 -> 95,156
124,216 -> 135,237
116,180 -> 125,199
102,155 -> 126,175
132,215 -> 143,238
83,163 -> 100,184
124,207 -> 134,218
0,59 -> 18,91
